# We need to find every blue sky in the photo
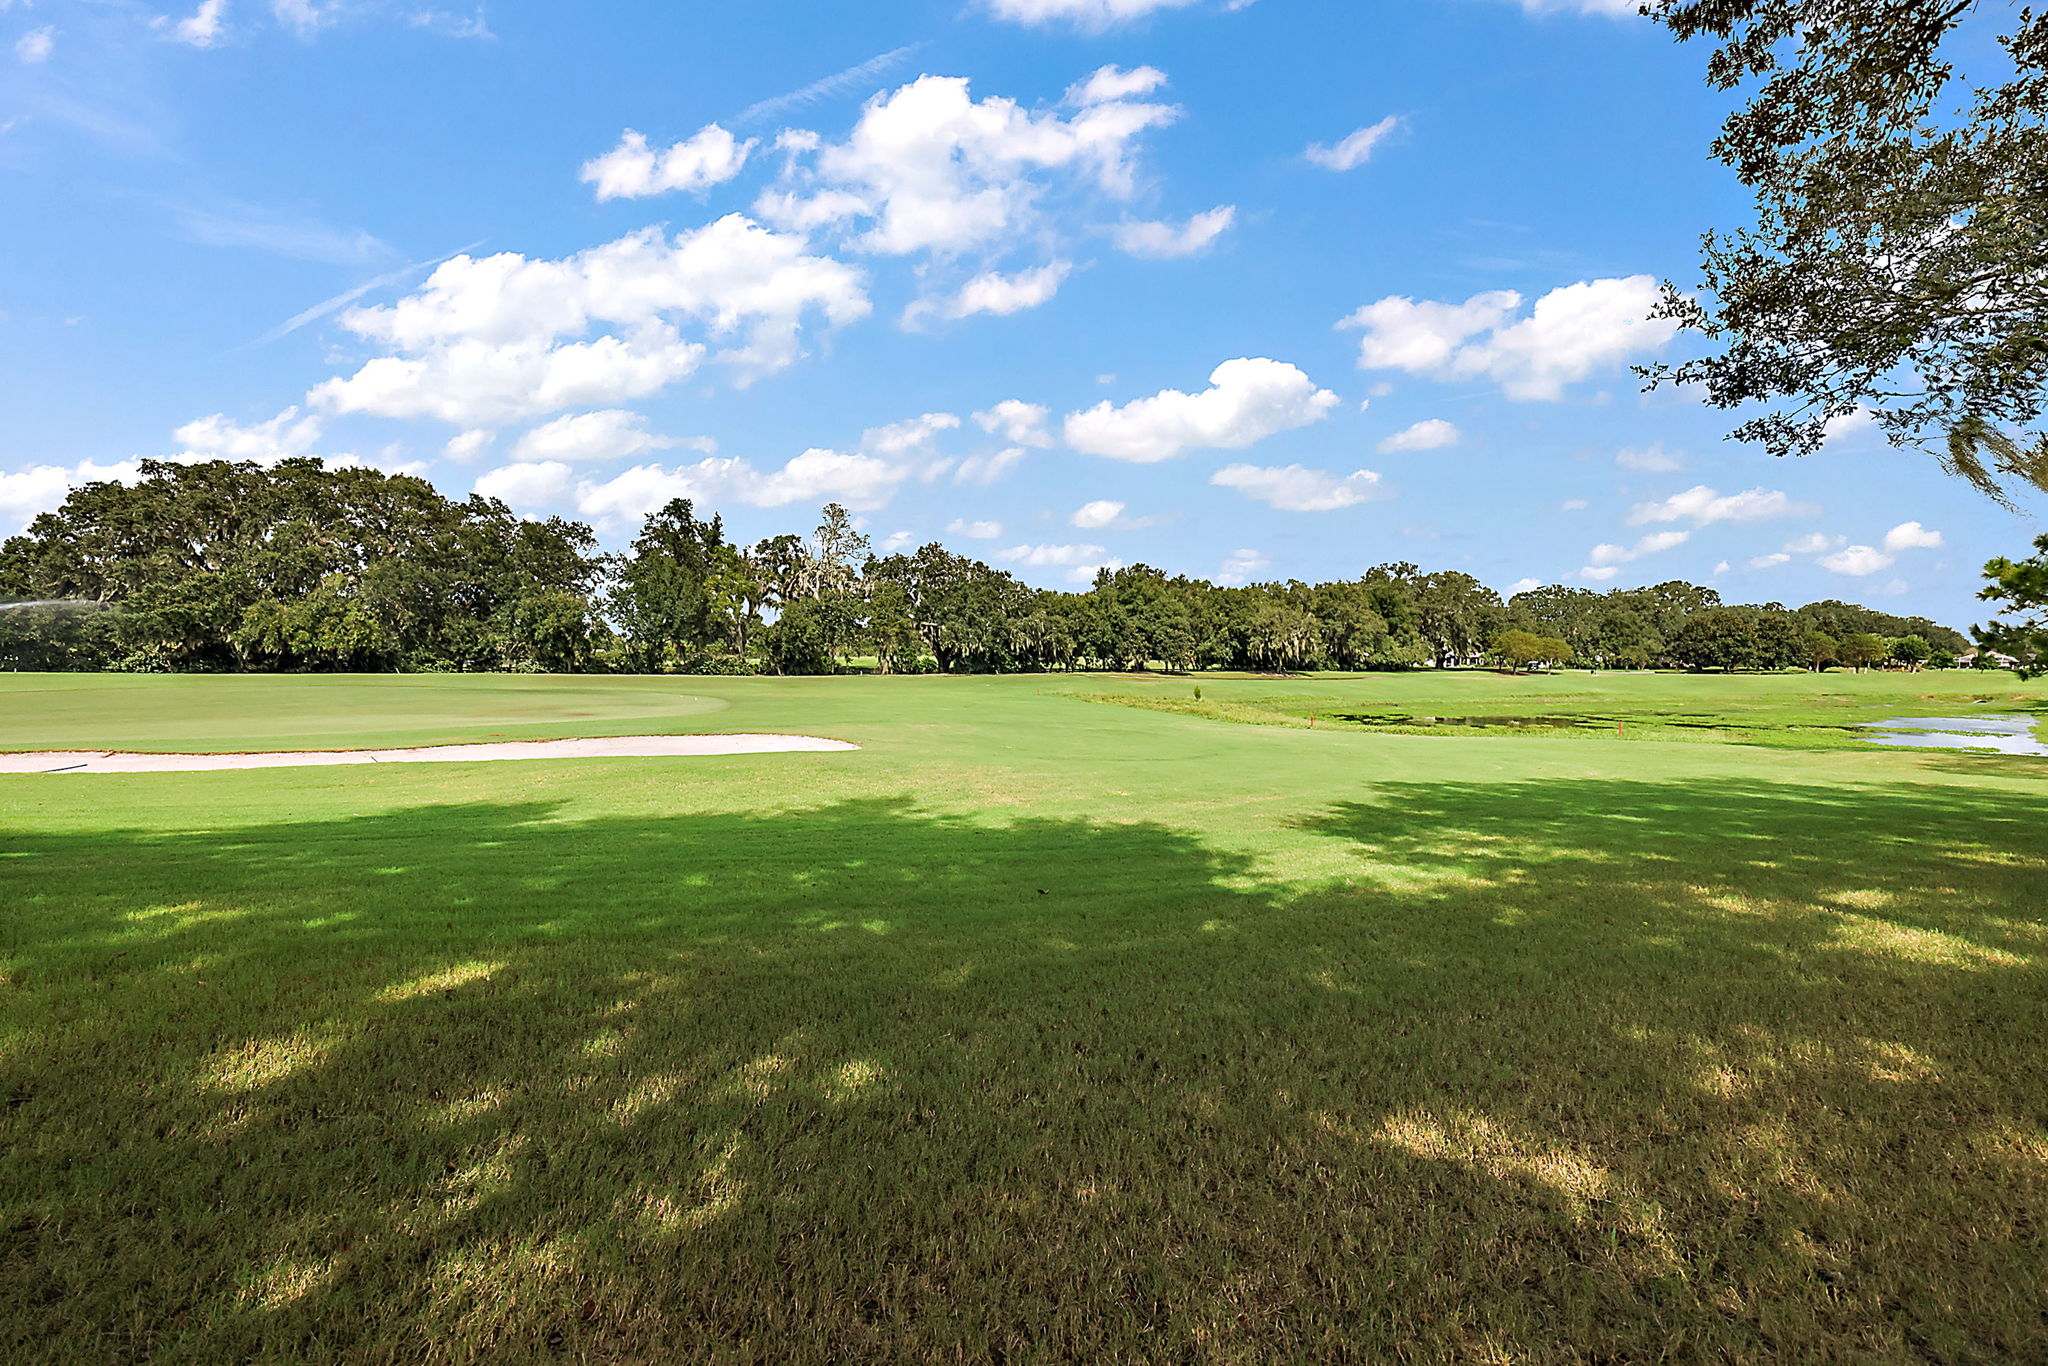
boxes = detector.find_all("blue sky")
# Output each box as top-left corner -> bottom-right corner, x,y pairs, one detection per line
3,0 -> 2036,626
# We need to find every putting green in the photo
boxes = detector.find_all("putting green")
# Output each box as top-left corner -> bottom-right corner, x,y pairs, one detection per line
0,673 -> 730,753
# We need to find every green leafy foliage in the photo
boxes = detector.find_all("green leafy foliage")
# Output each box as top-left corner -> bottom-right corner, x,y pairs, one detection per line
1668,606 -> 1808,672
1890,634 -> 1933,669
0,459 -> 601,672
1647,0 -> 2048,499
1841,632 -> 1894,671
1977,531 -> 2048,675
0,462 -> 1964,677
1490,628 -> 1571,672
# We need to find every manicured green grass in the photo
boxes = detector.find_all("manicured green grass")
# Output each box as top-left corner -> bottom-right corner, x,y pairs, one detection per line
4,671 -> 2047,1363
0,673 -> 737,753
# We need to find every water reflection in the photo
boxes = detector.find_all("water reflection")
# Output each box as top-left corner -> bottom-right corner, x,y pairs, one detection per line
1860,715 -> 2048,757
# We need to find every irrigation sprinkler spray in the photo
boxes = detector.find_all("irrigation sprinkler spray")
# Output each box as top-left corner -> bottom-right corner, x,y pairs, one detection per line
0,600 -> 113,670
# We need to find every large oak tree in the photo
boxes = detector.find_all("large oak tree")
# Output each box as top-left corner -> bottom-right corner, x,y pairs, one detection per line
1645,0 -> 2048,500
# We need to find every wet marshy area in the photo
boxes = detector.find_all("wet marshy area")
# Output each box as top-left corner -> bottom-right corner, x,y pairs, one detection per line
1860,715 -> 2048,758
1329,710 -> 2047,756
1334,714 -> 1611,731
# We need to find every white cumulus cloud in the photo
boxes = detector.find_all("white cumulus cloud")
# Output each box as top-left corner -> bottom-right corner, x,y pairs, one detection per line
1822,406 -> 1876,446
482,447 -> 918,529
1818,544 -> 1895,577
162,0 -> 228,47
2,407 -> 356,533
997,541 -> 1108,567
986,0 -> 1205,31
510,409 -> 706,464
310,217 -> 869,426
1377,418 -> 1459,453
1588,530 -> 1691,566
1883,521 -> 1944,552
474,460 -> 575,507
864,412 -> 961,455
1783,532 -> 1845,555
1065,357 -> 1339,463
314,331 -> 706,429
271,1 -> 336,39
444,429 -> 494,462
920,261 -> 1072,323
973,399 -> 1053,448
581,125 -> 755,201
1112,206 -> 1235,258
954,447 -> 1028,485
762,73 -> 1177,257
1,461 -> 144,533
1512,0 -> 1643,15
732,448 -> 911,510
171,407 -> 325,463
996,542 -> 1120,583
1069,499 -> 1154,530
1216,548 -> 1271,586
1066,64 -> 1169,106
1070,499 -> 1124,529
1211,463 -> 1383,512
947,518 -> 1003,539
1627,484 -> 1816,527
1340,276 -> 1679,401
1344,290 -> 1519,373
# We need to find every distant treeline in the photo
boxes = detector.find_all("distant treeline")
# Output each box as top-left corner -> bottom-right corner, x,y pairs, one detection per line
0,459 -> 1971,675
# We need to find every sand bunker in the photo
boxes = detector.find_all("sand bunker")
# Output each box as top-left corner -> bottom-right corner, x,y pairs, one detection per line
0,734 -> 860,774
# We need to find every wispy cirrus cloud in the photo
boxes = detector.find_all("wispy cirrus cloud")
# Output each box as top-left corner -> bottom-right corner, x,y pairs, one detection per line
166,196 -> 393,266
1306,116 -> 1400,171
734,43 -> 928,126
249,239 -> 487,346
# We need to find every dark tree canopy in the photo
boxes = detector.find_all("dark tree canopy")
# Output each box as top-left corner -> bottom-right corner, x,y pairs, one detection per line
0,460 -> 1969,677
1645,0 -> 2048,500
0,459 -> 599,673
1669,605 -> 1808,671
607,499 -> 736,672
1791,597 -> 1966,648
1492,629 -> 1573,672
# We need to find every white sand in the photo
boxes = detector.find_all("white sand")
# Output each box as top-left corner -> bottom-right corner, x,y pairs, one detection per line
0,734 -> 860,774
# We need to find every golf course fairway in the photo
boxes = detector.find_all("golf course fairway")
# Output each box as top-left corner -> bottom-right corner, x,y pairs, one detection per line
3,669 -> 2045,1363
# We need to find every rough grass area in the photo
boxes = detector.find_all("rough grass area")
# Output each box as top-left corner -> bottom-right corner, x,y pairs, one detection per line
1073,667 -> 2048,750
4,671 -> 2047,1363
1074,690 -> 1318,731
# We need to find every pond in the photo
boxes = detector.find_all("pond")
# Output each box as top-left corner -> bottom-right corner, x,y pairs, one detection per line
1860,714 -> 2048,758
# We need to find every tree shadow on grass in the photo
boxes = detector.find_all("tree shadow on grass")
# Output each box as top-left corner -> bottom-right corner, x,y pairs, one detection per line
1893,749 -> 2048,781
3,779 -> 2046,1364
